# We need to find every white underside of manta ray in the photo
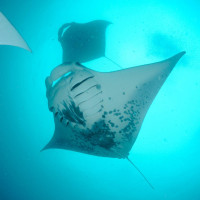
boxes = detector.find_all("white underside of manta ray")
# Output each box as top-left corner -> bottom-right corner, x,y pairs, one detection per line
44,51 -> 185,160
0,12 -> 31,51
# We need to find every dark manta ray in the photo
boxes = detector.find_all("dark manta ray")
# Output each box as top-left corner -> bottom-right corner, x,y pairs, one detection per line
58,20 -> 110,63
44,51 -> 185,189
58,20 -> 121,68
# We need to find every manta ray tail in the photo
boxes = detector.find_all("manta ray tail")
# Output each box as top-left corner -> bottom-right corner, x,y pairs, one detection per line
126,157 -> 154,190
104,56 -> 123,69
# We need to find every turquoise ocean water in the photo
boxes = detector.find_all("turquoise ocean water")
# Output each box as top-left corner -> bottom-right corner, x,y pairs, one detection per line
0,0 -> 200,199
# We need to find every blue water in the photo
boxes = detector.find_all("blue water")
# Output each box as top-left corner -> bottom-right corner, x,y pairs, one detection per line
0,0 -> 200,199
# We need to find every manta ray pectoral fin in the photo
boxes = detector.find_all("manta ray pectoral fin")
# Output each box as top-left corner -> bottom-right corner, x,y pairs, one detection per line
41,116 -> 77,152
166,51 -> 186,64
41,139 -> 54,152
0,12 -> 31,51
41,135 -> 59,152
157,51 -> 186,75
41,129 -> 69,151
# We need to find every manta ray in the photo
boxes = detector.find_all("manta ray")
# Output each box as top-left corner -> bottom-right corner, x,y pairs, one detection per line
44,51 -> 185,188
58,20 -> 111,63
58,20 -> 122,68
0,12 -> 31,51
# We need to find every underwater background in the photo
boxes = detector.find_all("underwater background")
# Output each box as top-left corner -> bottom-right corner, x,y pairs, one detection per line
0,0 -> 200,199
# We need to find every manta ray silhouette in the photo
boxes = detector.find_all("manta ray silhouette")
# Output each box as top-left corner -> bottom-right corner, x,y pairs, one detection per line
58,20 -> 121,68
58,20 -> 110,63
44,51 -> 185,189
0,12 -> 31,51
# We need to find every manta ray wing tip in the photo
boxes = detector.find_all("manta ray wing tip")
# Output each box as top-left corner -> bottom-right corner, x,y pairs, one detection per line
165,51 -> 186,66
174,51 -> 186,60
179,51 -> 186,57
40,146 -> 47,152
40,143 -> 51,152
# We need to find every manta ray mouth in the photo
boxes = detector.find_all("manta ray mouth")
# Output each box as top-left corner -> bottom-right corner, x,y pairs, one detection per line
52,70 -> 103,128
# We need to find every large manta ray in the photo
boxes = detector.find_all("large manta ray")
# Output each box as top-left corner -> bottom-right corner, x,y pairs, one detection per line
44,51 -> 185,189
45,52 -> 185,156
